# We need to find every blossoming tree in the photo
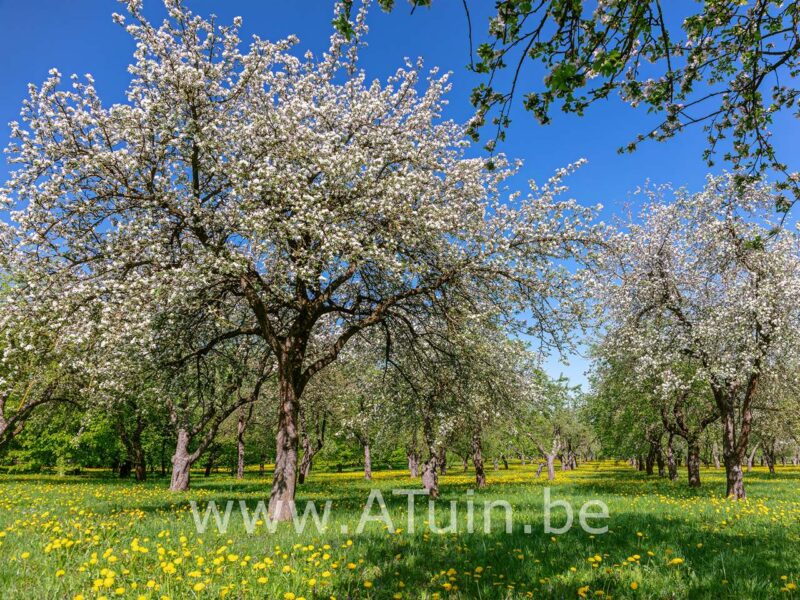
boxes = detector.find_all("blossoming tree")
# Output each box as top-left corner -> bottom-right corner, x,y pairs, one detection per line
1,0 -> 597,518
593,174 -> 800,498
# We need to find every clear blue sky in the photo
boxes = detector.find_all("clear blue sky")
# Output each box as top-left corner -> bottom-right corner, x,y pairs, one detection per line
1,1 -> 798,388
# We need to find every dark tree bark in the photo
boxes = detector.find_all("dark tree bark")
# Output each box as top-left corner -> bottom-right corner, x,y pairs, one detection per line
471,430 -> 486,489
687,440 -> 701,488
718,392 -> 748,499
298,407 -> 326,485
711,370 -> 759,499
764,442 -> 776,474
501,454 -> 509,469
660,398 -> 718,488
117,413 -> 147,481
645,443 -> 656,476
204,448 -> 216,477
269,368 -> 302,519
438,446 -> 447,475
420,404 -> 440,497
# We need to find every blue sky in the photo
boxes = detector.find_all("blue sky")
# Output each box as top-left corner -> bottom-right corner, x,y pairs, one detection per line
1,1 -> 798,388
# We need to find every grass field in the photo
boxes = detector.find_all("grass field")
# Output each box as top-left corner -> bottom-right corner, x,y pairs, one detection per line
0,462 -> 798,599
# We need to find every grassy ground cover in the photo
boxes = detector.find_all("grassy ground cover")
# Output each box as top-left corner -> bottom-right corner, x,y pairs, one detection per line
0,462 -> 798,598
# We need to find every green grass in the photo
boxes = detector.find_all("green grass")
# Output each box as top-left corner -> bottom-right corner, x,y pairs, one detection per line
0,462 -> 798,598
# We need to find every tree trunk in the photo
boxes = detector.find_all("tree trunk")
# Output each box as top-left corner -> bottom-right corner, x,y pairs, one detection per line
269,372 -> 301,521
204,452 -> 214,477
236,409 -> 247,480
637,454 -> 645,472
298,435 -> 313,484
686,441 -> 701,488
546,453 -> 556,481
720,405 -> 746,499
363,444 -> 372,481
493,457 -> 499,471
133,444 -> 146,482
712,442 -> 721,469
535,462 -> 545,478
462,456 -> 469,471
119,459 -> 132,479
645,444 -> 656,476
501,454 -> 509,469
170,428 -> 193,492
407,451 -> 419,478
656,446 -> 665,477
422,456 -> 439,498
471,431 -> 486,489
438,446 -> 447,475
764,446 -> 776,474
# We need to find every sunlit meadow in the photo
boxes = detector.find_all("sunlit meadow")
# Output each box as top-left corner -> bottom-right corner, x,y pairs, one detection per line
0,463 -> 798,599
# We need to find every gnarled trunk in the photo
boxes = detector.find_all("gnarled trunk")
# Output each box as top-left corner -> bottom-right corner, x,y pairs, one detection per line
438,446 -> 447,475
422,456 -> 439,498
269,372 -> 301,521
715,383 -> 754,500
471,431 -> 486,489
720,403 -> 746,499
712,442 -> 721,469
170,428 -> 193,492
